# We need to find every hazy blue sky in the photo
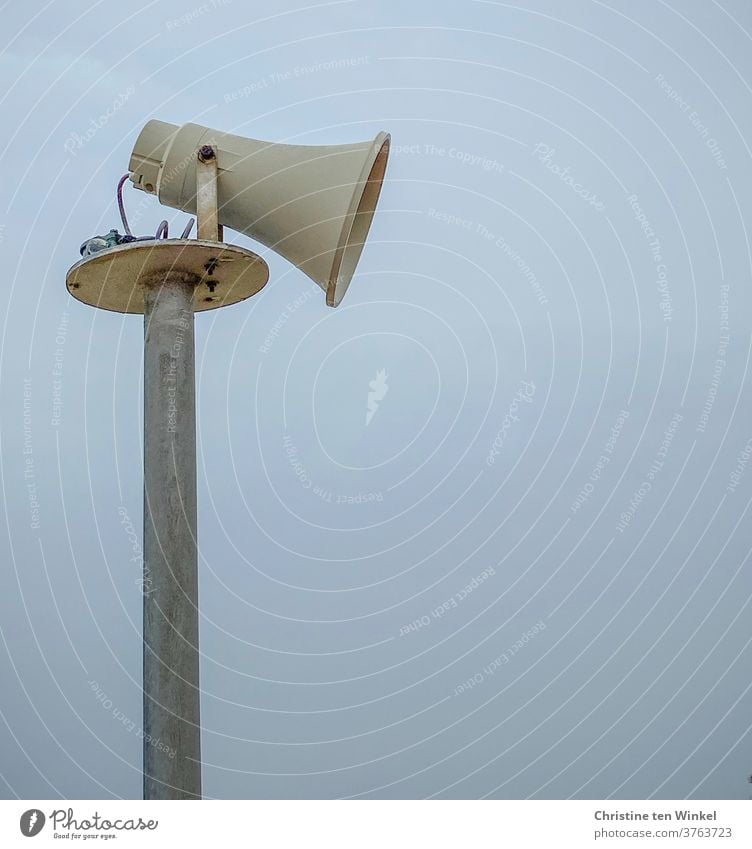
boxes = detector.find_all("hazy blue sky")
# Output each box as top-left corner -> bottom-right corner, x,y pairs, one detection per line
2,0 -> 752,800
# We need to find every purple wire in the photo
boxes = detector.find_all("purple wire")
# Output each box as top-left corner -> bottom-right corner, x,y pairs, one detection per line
116,174 -> 133,237
117,171 -> 193,241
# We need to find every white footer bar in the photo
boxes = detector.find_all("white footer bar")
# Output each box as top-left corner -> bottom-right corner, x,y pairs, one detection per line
2,800 -> 750,848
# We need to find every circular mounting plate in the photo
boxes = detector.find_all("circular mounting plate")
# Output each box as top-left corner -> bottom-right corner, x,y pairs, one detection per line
66,239 -> 269,314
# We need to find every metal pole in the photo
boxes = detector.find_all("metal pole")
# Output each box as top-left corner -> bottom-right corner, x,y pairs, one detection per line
142,273 -> 201,800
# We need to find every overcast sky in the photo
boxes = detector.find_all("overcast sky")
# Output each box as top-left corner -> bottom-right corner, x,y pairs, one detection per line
2,0 -> 752,800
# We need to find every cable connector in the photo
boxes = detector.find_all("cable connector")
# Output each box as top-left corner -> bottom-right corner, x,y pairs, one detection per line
80,229 -> 136,256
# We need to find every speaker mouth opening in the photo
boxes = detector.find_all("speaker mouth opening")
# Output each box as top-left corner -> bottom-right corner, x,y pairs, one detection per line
327,133 -> 390,307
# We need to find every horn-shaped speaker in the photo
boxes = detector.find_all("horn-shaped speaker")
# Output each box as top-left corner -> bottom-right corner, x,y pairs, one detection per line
128,120 -> 390,306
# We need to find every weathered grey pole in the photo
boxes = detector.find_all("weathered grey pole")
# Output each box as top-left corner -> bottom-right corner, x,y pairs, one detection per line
142,273 -> 201,800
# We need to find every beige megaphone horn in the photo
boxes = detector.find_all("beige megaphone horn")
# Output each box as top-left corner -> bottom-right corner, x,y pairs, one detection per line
128,120 -> 390,306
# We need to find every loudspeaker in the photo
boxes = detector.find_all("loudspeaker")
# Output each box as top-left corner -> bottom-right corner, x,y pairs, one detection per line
129,120 -> 390,306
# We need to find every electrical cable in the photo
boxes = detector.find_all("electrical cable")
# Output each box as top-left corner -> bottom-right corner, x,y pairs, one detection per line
116,174 -> 133,237
117,173 -> 195,241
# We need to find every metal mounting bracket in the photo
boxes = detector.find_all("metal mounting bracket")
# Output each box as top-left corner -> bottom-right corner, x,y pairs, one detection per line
196,144 -> 224,242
